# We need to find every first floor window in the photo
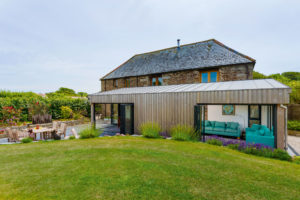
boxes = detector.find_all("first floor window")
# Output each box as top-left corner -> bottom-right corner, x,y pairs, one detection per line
151,75 -> 163,86
200,70 -> 219,83
125,78 -> 130,87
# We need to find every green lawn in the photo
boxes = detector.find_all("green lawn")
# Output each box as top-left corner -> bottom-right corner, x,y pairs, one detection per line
0,137 -> 299,200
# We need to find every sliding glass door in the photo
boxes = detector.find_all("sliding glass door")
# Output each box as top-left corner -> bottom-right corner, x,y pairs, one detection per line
120,104 -> 134,134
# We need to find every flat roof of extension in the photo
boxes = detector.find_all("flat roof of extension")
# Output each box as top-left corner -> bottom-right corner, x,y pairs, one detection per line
90,79 -> 290,96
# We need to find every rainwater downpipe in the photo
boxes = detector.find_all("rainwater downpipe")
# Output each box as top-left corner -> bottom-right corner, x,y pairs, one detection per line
280,104 -> 288,150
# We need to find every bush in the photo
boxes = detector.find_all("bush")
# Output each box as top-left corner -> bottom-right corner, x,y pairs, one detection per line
61,106 -> 73,119
272,149 -> 292,161
73,112 -> 83,120
139,122 -> 161,138
206,139 -> 223,146
288,120 -> 300,131
293,156 -> 300,164
21,137 -> 33,143
69,135 -> 75,140
170,125 -> 198,141
79,128 -> 101,139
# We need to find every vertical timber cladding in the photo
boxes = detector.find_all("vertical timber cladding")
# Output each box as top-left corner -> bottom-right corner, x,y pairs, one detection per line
132,92 -> 198,134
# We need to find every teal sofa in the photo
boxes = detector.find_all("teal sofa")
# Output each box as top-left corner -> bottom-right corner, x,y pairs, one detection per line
245,124 -> 274,148
203,120 -> 241,138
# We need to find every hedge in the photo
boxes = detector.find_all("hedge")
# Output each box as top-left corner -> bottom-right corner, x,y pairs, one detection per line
0,96 -> 90,121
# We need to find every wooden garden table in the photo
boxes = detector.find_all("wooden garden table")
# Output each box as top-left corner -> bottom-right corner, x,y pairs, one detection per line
32,128 -> 54,140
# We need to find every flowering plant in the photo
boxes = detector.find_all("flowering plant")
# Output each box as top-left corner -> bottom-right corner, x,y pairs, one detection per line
0,106 -> 22,126
205,135 -> 291,161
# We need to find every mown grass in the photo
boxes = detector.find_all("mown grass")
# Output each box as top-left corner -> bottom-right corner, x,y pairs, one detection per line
0,137 -> 299,200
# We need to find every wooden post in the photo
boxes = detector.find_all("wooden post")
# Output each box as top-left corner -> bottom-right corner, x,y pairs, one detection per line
91,103 -> 96,129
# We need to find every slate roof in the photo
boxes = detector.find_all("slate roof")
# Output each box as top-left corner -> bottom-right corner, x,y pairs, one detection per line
102,39 -> 255,80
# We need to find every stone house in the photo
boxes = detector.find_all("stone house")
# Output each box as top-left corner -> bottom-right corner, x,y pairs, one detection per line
100,39 -> 256,116
90,39 -> 290,149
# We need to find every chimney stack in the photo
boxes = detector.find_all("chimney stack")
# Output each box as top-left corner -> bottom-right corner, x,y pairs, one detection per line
177,39 -> 180,51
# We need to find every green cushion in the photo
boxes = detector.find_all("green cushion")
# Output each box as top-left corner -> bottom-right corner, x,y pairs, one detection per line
230,122 -> 239,130
213,127 -> 225,132
226,122 -> 233,129
258,129 -> 265,136
225,128 -> 237,133
215,122 -> 226,128
205,127 -> 213,131
205,120 -> 211,127
210,121 -> 216,127
251,124 -> 261,130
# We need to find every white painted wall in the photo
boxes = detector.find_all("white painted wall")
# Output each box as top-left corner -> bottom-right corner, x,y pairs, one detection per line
207,105 -> 248,131
207,105 -> 270,131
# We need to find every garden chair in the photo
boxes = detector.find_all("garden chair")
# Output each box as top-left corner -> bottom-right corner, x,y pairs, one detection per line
52,121 -> 60,131
71,128 -> 79,139
14,130 -> 28,142
57,123 -> 67,138
6,128 -> 15,142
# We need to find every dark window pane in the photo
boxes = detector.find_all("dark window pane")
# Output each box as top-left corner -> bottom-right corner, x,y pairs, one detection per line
201,73 -> 208,83
210,72 -> 217,82
158,77 -> 163,86
250,105 -> 260,118
152,78 -> 156,86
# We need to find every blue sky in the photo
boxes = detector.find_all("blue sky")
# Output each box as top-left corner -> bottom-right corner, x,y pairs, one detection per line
0,0 -> 299,93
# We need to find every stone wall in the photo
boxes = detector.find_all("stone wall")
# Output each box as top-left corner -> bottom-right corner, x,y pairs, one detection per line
219,64 -> 254,81
101,63 -> 254,92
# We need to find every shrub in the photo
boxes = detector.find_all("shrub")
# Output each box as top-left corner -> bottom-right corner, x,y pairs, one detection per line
293,156 -> 300,164
288,120 -> 300,131
0,106 -> 22,126
61,106 -> 73,119
206,139 -> 223,146
21,137 -> 33,143
69,135 -> 75,140
139,122 -> 161,138
73,112 -> 83,120
79,128 -> 101,139
272,149 -> 292,161
170,125 -> 198,141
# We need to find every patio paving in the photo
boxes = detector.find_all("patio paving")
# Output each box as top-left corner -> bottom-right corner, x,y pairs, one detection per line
288,136 -> 300,156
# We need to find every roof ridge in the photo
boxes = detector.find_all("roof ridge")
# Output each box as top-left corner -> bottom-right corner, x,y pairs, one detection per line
212,39 -> 256,62
134,39 -> 215,57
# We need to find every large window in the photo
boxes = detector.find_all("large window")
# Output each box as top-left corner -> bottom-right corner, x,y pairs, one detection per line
125,78 -> 130,87
248,105 -> 261,127
200,70 -> 219,83
151,75 -> 163,86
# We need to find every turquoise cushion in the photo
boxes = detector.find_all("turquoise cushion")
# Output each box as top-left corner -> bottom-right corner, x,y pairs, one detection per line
215,122 -> 226,128
230,123 -> 239,130
226,122 -> 233,129
205,127 -> 213,131
252,124 -> 261,130
213,127 -> 225,132
258,129 -> 265,136
261,125 -> 272,136
226,128 -> 237,133
210,121 -> 216,127
205,120 -> 211,127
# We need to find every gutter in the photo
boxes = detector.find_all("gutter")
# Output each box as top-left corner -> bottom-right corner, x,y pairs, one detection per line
280,104 -> 288,150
